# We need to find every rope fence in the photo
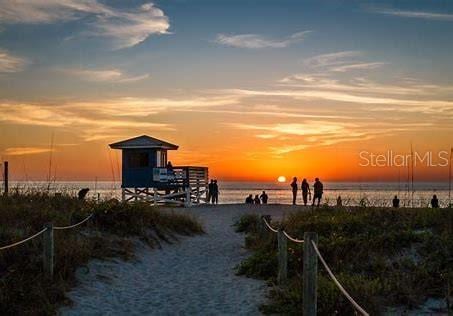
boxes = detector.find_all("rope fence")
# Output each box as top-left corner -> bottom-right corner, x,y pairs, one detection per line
262,216 -> 278,233
0,212 -> 95,279
0,228 -> 47,251
53,213 -> 93,230
311,240 -> 369,316
260,215 -> 368,316
283,230 -> 304,243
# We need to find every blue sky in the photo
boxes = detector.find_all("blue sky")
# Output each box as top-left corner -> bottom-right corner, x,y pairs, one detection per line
1,0 -> 453,98
0,1 -> 453,181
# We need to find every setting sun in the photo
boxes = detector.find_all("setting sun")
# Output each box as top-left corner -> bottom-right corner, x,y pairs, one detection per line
277,176 -> 286,183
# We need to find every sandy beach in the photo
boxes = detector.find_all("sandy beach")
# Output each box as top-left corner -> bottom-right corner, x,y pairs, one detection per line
60,204 -> 297,315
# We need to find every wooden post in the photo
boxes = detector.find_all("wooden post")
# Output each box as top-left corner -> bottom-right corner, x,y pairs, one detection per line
303,232 -> 318,316
121,188 -> 126,202
153,188 -> 158,206
185,186 -> 192,207
3,161 -> 8,196
277,228 -> 288,284
43,223 -> 54,279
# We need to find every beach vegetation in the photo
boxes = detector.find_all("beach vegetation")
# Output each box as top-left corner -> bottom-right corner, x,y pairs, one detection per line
236,207 -> 453,314
0,192 -> 203,315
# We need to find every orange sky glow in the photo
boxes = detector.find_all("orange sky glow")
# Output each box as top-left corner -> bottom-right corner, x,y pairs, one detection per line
1,2 -> 452,182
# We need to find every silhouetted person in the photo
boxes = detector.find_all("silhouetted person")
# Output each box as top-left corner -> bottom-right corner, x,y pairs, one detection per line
207,179 -> 214,203
78,188 -> 89,200
211,180 -> 219,204
254,195 -> 261,204
245,194 -> 254,204
431,194 -> 439,208
312,178 -> 323,207
337,196 -> 342,207
260,191 -> 268,204
291,177 -> 298,205
392,195 -> 400,208
301,178 -> 311,206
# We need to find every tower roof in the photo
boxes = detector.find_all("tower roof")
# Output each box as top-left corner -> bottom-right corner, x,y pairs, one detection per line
109,135 -> 179,150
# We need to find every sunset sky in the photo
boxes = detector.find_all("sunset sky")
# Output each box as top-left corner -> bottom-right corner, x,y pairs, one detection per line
0,0 -> 452,182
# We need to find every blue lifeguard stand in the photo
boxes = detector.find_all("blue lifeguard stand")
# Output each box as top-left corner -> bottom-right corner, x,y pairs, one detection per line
109,135 -> 208,206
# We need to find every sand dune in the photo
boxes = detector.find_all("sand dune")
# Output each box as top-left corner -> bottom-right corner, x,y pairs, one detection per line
60,204 -> 297,315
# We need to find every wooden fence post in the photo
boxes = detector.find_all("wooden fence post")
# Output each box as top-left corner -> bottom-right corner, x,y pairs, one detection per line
3,161 -> 8,196
153,188 -> 158,206
303,232 -> 318,316
43,223 -> 54,279
185,186 -> 192,207
278,228 -> 288,284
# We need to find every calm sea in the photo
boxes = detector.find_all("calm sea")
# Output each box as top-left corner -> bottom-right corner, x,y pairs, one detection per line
5,181 -> 452,207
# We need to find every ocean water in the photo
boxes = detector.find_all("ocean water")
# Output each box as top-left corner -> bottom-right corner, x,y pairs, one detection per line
5,181 -> 452,207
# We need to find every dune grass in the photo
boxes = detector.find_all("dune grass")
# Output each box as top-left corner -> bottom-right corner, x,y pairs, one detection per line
235,206 -> 453,315
0,192 -> 203,315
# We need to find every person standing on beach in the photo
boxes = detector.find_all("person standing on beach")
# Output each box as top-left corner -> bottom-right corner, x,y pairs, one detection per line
336,196 -> 342,207
393,195 -> 400,208
211,180 -> 219,204
301,179 -> 310,206
291,177 -> 298,205
207,179 -> 214,203
254,195 -> 261,204
245,194 -> 254,204
260,191 -> 268,204
312,178 -> 323,207
431,194 -> 439,208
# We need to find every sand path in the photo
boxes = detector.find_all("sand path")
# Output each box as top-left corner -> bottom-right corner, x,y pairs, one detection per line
60,204 -> 291,315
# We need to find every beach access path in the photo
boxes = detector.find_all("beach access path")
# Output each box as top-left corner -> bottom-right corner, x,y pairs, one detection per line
60,204 -> 294,315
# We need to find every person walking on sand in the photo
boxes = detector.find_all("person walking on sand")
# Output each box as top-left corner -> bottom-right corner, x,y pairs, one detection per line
211,180 -> 219,204
291,177 -> 298,205
312,178 -> 323,207
431,194 -> 439,208
260,191 -> 268,204
301,178 -> 311,206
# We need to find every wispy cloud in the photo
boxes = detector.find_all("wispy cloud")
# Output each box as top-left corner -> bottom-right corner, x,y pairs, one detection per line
374,9 -> 453,21
302,51 -> 385,73
303,51 -> 361,68
0,49 -> 29,73
0,0 -> 110,23
331,62 -> 387,72
215,31 -> 310,49
0,1 -> 169,48
278,74 -> 453,97
57,67 -> 149,83
228,88 -> 453,109
0,95 -> 239,141
3,147 -> 53,156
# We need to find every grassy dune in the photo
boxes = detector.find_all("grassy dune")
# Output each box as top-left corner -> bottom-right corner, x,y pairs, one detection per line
0,193 -> 203,315
235,207 -> 453,315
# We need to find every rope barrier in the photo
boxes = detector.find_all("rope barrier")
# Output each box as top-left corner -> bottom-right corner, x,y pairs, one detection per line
0,228 -> 48,251
53,214 -> 93,230
262,217 -> 278,233
311,240 -> 369,316
283,231 -> 304,243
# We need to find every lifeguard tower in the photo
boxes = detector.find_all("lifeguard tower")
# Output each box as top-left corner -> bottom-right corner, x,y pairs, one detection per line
109,135 -> 209,207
